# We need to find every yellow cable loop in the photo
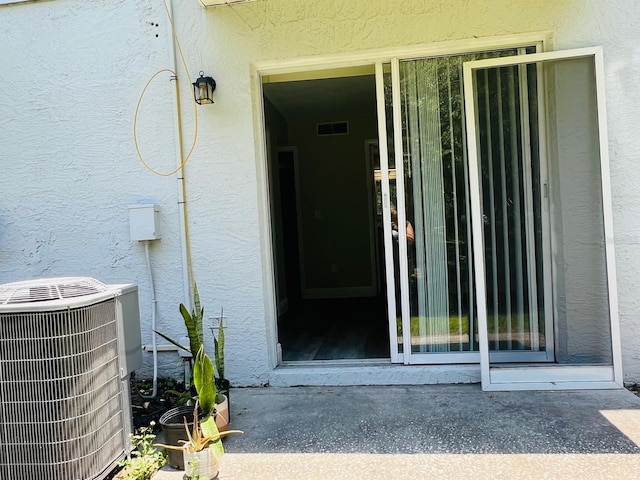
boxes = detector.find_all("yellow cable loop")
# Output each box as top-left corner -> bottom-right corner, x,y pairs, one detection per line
132,0 -> 199,292
133,68 -> 198,177
133,0 -> 200,177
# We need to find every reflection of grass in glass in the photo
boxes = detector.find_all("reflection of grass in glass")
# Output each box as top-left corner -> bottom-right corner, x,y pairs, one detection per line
401,316 -> 470,336
398,313 -> 535,337
488,313 -> 533,334
404,316 -> 470,336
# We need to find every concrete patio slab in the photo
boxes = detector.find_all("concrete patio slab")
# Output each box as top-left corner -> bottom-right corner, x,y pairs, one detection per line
152,384 -> 640,479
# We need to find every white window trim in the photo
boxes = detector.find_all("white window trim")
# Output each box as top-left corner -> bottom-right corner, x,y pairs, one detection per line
254,31 -> 552,76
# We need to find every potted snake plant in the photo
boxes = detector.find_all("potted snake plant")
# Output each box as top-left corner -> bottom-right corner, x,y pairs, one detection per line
211,309 -> 230,432
156,285 -> 231,434
156,347 -> 242,479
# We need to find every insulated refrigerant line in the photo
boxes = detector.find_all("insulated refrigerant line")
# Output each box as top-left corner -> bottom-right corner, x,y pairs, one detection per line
143,240 -> 158,399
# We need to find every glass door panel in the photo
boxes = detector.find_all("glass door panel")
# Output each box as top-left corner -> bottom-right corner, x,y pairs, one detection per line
395,48 -> 540,362
464,48 -> 623,390
472,61 -> 552,362
400,55 -> 474,355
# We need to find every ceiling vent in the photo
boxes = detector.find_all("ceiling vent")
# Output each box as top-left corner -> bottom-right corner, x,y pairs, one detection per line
317,121 -> 349,136
0,277 -> 142,479
199,0 -> 258,6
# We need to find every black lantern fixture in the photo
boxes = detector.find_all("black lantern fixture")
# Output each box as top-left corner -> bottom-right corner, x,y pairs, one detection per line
192,71 -> 216,105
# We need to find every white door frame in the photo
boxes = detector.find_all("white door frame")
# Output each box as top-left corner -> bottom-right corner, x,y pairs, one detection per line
254,32 -> 555,370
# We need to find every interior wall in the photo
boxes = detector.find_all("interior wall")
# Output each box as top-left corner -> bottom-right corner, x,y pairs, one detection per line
288,112 -> 377,295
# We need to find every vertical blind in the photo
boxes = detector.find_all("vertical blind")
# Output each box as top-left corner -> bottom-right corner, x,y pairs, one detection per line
398,48 -> 545,354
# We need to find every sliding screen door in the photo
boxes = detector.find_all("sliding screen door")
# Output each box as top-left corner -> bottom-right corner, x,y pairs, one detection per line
464,47 -> 622,390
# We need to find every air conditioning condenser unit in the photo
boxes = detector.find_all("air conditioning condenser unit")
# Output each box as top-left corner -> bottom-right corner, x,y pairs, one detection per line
0,277 -> 142,480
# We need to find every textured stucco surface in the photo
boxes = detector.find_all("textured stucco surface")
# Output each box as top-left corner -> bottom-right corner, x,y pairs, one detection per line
2,0 -> 640,385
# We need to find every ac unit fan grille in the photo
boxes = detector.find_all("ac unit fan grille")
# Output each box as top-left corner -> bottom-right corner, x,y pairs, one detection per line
0,299 -> 125,480
0,277 -> 108,305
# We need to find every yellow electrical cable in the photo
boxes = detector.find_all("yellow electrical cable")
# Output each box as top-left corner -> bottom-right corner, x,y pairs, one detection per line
133,0 -> 200,177
133,68 -> 197,177
133,0 -> 199,291
162,0 -> 192,82
161,0 -> 197,289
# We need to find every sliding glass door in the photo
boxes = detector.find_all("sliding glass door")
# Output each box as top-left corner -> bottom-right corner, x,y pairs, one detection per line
378,46 -> 553,365
376,45 -> 621,389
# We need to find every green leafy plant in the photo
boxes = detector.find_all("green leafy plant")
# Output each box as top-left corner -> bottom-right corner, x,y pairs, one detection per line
155,347 -> 242,480
118,422 -> 167,480
211,309 -> 229,396
156,402 -> 241,450
193,345 -> 216,416
155,402 -> 214,452
156,347 -> 242,452
191,347 -> 242,455
155,283 -> 204,357
181,283 -> 204,358
165,388 -> 195,406
155,285 -> 229,402
155,401 -> 242,453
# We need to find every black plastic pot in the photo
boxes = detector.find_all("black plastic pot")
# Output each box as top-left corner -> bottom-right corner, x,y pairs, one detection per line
159,406 -> 195,470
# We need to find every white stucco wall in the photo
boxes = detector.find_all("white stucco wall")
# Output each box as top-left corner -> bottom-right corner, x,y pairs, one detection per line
2,0 -> 640,385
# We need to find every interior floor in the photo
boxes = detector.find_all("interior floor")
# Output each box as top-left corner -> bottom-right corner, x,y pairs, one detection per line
278,296 -> 390,361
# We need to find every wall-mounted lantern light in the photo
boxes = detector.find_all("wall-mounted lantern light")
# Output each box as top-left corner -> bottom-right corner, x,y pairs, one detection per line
192,71 -> 216,105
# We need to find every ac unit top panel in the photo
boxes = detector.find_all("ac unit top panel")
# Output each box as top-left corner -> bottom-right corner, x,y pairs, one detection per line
200,0 -> 257,7
0,277 -> 136,312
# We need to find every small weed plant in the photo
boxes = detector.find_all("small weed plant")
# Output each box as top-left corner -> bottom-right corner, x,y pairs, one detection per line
118,422 -> 167,480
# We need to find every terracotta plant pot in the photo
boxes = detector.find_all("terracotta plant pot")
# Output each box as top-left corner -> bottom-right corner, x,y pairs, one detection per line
214,393 -> 229,433
183,447 -> 220,480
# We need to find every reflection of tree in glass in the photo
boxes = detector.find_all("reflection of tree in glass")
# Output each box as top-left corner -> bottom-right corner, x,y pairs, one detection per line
395,47 -> 538,350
